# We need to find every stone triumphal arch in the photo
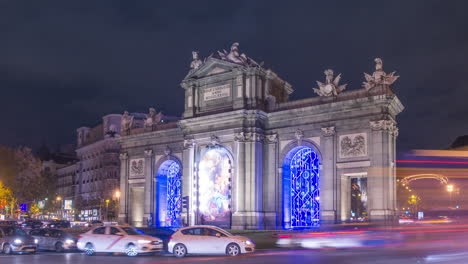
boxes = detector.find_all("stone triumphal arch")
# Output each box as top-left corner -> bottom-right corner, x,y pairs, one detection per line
117,43 -> 404,229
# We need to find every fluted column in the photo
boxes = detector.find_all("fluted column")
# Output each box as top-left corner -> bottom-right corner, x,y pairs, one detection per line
263,134 -> 278,229
368,120 -> 398,224
182,138 -> 196,226
143,149 -> 154,226
320,126 -> 337,223
118,153 -> 128,224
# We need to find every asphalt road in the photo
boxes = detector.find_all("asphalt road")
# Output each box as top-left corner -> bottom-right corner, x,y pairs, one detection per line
1,241 -> 467,264
3,226 -> 468,264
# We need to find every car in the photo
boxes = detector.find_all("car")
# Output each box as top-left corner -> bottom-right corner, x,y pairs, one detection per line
0,221 -> 19,227
0,226 -> 37,254
30,228 -> 77,252
168,225 -> 255,258
87,220 -> 103,227
46,220 -> 71,228
21,219 -> 43,229
77,225 -> 163,257
136,227 -> 177,250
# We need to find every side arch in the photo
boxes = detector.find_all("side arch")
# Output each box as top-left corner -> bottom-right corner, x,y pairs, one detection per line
282,143 -> 321,229
155,157 -> 183,227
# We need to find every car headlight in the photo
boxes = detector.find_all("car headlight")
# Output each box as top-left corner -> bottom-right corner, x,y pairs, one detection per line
65,239 -> 74,244
137,240 -> 151,244
34,239 -> 39,244
14,239 -> 23,245
245,240 -> 253,245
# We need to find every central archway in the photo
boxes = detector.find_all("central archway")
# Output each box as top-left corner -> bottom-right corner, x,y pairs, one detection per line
198,147 -> 232,228
283,146 -> 320,229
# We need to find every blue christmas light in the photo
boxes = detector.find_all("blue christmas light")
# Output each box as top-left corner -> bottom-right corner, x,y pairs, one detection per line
288,147 -> 320,228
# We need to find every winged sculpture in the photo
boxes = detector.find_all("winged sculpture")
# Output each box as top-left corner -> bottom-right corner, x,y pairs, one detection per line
362,58 -> 399,91
313,69 -> 347,97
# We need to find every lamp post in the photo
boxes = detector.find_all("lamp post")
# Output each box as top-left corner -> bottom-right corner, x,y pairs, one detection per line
447,184 -> 454,208
105,199 -> 110,221
56,196 -> 62,219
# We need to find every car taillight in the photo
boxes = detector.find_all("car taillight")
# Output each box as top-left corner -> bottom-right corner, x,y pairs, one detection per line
169,236 -> 173,240
77,235 -> 82,239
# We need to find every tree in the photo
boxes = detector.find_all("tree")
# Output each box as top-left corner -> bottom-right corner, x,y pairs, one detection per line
0,181 -> 15,217
12,147 -> 43,203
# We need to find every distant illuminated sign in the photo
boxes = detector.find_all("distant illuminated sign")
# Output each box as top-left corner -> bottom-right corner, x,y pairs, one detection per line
38,200 -> 45,209
64,200 -> 72,210
20,203 -> 27,211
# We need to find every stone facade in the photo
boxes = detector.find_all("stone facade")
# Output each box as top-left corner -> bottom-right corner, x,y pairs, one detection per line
118,43 -> 404,229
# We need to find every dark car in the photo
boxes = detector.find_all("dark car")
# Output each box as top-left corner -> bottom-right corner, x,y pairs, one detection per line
0,226 -> 37,254
87,220 -> 103,227
0,221 -> 19,227
21,220 -> 43,229
47,220 -> 71,228
30,228 -> 77,252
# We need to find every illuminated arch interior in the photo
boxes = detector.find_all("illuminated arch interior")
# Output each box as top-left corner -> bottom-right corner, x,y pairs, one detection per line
156,160 -> 181,227
198,147 -> 232,228
283,146 -> 320,229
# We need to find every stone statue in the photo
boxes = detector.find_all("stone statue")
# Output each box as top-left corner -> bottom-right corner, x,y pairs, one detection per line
144,107 -> 162,129
121,111 -> 134,136
313,69 -> 347,97
190,51 -> 203,70
362,58 -> 399,91
216,42 -> 259,66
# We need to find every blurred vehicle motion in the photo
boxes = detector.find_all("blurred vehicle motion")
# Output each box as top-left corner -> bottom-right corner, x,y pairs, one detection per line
0,226 -> 37,254
30,228 -> 77,252
21,220 -> 43,229
0,221 -> 19,227
276,230 -> 402,249
46,220 -> 71,228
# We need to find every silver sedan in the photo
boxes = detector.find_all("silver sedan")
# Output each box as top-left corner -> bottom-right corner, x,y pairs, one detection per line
29,228 -> 77,252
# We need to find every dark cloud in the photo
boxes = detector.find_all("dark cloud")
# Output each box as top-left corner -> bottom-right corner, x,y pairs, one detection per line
1,0 -> 468,151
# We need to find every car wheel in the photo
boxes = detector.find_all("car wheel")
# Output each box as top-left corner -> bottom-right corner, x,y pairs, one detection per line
84,243 -> 95,256
55,242 -> 65,253
125,244 -> 138,257
3,244 -> 12,255
173,243 -> 187,258
226,243 -> 240,256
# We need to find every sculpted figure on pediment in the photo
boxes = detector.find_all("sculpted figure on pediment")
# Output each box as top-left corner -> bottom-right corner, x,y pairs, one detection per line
363,58 -> 399,91
121,111 -> 134,136
144,107 -> 162,129
190,51 -> 203,71
313,69 -> 347,97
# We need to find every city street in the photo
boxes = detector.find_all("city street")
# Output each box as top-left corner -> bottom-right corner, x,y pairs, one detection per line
3,227 -> 468,264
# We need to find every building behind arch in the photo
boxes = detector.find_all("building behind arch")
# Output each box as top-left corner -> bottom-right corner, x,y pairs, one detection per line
117,43 -> 404,229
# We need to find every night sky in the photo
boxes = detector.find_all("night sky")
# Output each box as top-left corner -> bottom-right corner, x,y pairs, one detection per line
1,1 -> 468,152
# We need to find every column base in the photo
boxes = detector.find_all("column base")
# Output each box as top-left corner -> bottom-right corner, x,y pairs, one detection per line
232,211 -> 265,230
321,210 -> 337,224
369,209 -> 398,226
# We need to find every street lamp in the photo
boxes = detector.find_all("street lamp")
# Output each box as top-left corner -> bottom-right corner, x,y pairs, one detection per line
447,184 -> 454,208
56,196 -> 62,219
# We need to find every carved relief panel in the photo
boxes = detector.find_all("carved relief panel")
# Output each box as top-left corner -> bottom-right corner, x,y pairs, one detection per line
129,158 -> 145,178
339,133 -> 368,159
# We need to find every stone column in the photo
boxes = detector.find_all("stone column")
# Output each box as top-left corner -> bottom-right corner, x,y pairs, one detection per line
143,149 -> 154,226
182,138 -> 196,226
263,134 -> 278,229
320,126 -> 337,224
368,120 -> 397,225
232,132 -> 264,230
118,153 -> 128,224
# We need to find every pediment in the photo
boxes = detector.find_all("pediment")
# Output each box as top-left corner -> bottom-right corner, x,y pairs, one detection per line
184,58 -> 240,80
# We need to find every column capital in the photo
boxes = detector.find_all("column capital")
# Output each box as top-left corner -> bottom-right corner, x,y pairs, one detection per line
119,152 -> 128,161
183,138 -> 196,149
369,119 -> 398,136
144,149 -> 153,157
265,133 -> 278,144
321,126 -> 336,137
234,132 -> 264,142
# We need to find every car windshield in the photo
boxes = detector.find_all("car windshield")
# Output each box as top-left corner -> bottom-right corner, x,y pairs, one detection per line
122,227 -> 140,235
3,227 -> 27,236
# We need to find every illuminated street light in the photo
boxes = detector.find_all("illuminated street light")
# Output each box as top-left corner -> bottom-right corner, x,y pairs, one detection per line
447,184 -> 454,192
56,196 -> 62,201
115,190 -> 121,199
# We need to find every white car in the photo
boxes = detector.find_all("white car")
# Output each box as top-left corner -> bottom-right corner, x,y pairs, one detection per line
168,225 -> 255,258
77,225 -> 163,257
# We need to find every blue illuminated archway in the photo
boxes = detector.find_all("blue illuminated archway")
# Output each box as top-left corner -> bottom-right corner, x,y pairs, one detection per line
283,146 -> 320,229
156,160 -> 182,227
